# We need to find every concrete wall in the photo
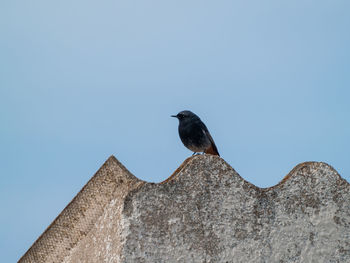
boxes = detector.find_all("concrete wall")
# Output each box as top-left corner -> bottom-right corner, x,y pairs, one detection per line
20,155 -> 350,263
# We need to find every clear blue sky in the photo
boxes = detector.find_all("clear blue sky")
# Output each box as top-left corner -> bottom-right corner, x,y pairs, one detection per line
1,0 -> 349,261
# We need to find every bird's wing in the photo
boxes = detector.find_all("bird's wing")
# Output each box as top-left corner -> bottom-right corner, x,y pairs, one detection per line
199,122 -> 220,156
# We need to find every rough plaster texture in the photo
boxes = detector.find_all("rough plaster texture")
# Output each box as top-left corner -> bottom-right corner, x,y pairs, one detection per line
19,155 -> 350,263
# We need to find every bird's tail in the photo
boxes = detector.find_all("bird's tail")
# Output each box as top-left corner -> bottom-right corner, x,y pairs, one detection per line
205,143 -> 220,156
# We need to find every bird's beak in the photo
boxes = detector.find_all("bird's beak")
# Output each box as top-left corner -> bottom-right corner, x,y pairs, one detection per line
171,115 -> 177,118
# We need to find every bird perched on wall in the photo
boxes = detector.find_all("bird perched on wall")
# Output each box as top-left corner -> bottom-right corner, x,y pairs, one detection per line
171,110 -> 220,156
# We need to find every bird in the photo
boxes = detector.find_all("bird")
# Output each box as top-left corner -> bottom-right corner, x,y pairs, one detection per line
171,110 -> 220,156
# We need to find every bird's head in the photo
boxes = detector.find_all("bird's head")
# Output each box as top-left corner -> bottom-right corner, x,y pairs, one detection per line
171,110 -> 198,122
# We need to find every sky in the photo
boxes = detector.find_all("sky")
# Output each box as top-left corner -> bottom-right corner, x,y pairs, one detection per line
1,0 -> 350,261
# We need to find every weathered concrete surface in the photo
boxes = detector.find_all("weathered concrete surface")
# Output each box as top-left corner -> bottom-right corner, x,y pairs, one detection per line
19,156 -> 144,263
20,155 -> 350,263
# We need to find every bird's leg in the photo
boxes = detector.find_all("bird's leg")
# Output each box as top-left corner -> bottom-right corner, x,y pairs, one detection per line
192,152 -> 197,156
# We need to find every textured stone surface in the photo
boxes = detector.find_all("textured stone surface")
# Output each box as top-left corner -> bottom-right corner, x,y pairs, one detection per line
20,155 -> 350,263
19,156 -> 144,263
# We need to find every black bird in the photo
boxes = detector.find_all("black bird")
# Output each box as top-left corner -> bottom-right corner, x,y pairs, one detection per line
172,110 -> 220,156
